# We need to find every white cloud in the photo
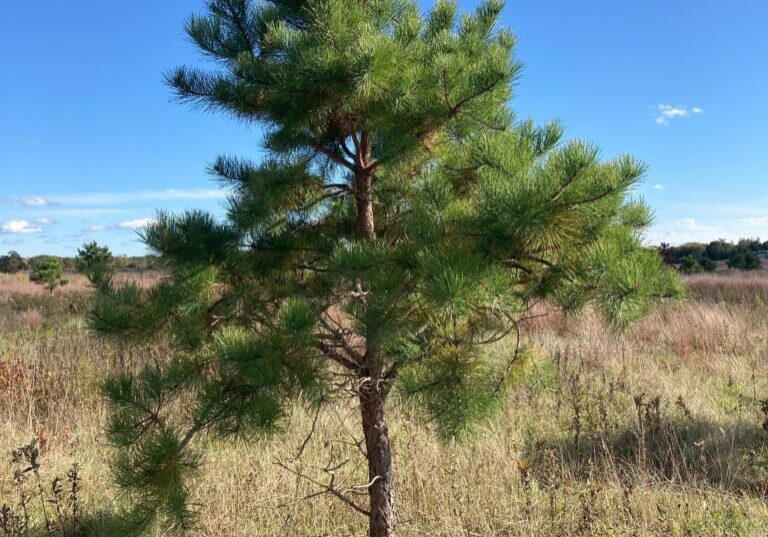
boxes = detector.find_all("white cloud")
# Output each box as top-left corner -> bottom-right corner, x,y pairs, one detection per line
35,218 -> 53,224
644,208 -> 768,246
82,224 -> 107,232
20,196 -> 50,206
653,184 -> 665,190
655,104 -> 703,125
118,218 -> 155,230
1,220 -> 43,234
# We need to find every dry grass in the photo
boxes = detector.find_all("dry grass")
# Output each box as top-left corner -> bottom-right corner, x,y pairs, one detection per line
0,271 -> 162,297
1,272 -> 768,536
686,270 -> 768,304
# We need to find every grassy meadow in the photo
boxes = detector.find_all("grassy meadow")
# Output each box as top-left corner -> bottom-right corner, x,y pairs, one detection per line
1,271 -> 768,536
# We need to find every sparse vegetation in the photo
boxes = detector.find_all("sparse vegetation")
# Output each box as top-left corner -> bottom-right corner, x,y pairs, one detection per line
1,1 -> 764,535
1,272 -> 768,536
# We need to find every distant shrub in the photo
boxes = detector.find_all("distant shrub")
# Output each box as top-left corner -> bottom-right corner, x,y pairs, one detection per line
728,251 -> 761,270
700,257 -> 717,272
678,255 -> 702,274
29,256 -> 68,294
704,240 -> 733,261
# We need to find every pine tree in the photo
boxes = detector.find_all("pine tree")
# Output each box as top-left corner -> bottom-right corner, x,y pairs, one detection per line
77,241 -> 116,288
89,1 -> 680,535
30,256 -> 67,294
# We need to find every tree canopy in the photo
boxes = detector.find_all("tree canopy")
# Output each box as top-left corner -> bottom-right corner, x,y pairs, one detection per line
88,1 -> 680,535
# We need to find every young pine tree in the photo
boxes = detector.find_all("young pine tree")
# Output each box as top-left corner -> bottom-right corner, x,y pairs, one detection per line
30,256 -> 67,294
77,241 -> 116,289
89,1 -> 680,535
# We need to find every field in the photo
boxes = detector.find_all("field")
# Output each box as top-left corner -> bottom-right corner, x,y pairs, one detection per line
2,271 -> 768,536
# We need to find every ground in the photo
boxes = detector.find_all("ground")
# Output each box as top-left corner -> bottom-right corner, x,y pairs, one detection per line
1,271 -> 767,536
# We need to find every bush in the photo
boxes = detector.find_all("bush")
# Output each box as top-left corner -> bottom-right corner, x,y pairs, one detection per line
727,252 -> 759,270
705,240 -> 733,261
29,256 -> 68,294
700,257 -> 717,272
679,255 -> 702,274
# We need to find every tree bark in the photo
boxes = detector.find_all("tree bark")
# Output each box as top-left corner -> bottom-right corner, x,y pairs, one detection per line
353,146 -> 395,536
355,170 -> 375,240
359,354 -> 396,537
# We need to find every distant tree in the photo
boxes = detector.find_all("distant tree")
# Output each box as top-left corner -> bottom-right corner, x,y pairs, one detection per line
77,241 -> 115,288
674,243 -> 706,263
0,251 -> 26,274
678,255 -> 702,274
704,240 -> 733,261
29,256 -> 68,294
659,242 -> 676,265
737,238 -> 762,253
699,257 -> 717,272
728,252 -> 745,269
87,1 -> 681,535
727,251 -> 760,270
744,252 -> 762,270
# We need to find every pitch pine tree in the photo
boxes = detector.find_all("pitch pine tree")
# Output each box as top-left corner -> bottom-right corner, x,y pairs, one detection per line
30,256 -> 67,294
89,1 -> 680,535
77,241 -> 116,289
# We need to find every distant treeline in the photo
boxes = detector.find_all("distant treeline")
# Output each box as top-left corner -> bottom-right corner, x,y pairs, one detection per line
659,239 -> 767,273
0,251 -> 161,274
3,241 -> 765,276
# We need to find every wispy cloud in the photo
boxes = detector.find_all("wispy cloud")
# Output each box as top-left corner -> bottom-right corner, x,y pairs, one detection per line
653,184 -> 665,190
20,196 -> 51,206
117,218 -> 155,230
655,104 -> 703,125
1,220 -> 43,234
82,224 -> 107,232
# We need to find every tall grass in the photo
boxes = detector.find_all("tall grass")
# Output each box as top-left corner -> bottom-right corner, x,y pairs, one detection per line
0,272 -> 162,297
686,270 -> 768,304
1,272 -> 767,535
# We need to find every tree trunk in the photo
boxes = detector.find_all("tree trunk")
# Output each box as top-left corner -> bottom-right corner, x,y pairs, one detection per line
355,170 -> 375,240
353,150 -> 395,536
359,355 -> 396,537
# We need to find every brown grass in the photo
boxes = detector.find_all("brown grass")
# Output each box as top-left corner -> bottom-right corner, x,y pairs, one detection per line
0,271 -> 162,297
1,271 -> 767,535
686,270 -> 768,304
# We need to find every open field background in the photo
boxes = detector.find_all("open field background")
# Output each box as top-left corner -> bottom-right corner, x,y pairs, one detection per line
1,272 -> 768,536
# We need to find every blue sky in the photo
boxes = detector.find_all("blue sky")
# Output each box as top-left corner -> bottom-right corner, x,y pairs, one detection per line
2,0 -> 766,256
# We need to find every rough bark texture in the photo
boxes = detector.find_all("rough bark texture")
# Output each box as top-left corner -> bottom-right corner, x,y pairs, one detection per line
359,354 -> 396,537
355,170 -> 376,241
354,146 -> 395,536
